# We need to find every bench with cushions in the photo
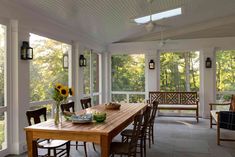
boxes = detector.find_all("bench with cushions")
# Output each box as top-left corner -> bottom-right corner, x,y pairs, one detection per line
149,91 -> 199,122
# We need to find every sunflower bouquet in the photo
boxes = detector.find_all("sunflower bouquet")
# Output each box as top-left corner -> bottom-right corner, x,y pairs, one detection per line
52,83 -> 74,125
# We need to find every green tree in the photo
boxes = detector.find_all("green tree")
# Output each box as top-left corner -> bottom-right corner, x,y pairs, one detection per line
216,50 -> 235,100
111,54 -> 145,92
160,51 -> 199,92
0,25 -> 6,107
111,54 -> 145,103
0,24 -> 6,149
30,34 -> 69,101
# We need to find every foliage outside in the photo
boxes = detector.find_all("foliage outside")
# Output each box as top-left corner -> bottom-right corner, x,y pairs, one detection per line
160,51 -> 200,92
83,49 -> 91,95
111,54 -> 145,102
0,25 -> 6,107
0,120 -> 5,150
30,33 -> 70,102
216,50 -> 235,101
0,24 -> 6,150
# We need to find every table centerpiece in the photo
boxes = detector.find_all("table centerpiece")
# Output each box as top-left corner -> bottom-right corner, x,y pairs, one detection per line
51,83 -> 74,125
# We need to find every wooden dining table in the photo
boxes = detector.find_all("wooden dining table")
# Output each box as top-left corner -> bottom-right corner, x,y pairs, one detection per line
25,103 -> 147,157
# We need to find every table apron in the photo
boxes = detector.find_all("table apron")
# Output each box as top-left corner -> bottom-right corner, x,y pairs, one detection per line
28,130 -> 101,144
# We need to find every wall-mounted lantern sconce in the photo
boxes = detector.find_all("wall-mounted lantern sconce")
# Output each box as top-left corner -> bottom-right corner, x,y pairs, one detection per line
63,53 -> 68,69
205,57 -> 212,68
149,59 -> 155,69
79,55 -> 86,67
21,41 -> 33,60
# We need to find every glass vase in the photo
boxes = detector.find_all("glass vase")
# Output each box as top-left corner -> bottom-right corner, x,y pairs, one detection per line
54,102 -> 61,125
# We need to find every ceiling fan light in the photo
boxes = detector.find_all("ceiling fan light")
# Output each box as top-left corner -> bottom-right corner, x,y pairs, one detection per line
145,22 -> 155,32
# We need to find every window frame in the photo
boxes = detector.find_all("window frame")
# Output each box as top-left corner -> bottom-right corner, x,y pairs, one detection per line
0,21 -> 9,156
82,49 -> 102,105
159,51 -> 200,92
28,33 -> 72,118
110,53 -> 146,103
215,49 -> 235,101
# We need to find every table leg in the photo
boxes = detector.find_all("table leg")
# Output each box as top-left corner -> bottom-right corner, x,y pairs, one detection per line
210,112 -> 213,128
210,105 -> 212,128
26,131 -> 37,157
101,135 -> 111,157
217,113 -> 220,145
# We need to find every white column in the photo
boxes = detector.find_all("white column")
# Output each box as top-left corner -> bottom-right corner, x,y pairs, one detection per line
9,19 -> 19,155
146,50 -> 158,94
71,41 -> 83,111
102,51 -> 109,103
10,20 -> 30,154
71,41 -> 79,110
156,50 -> 161,91
200,48 -> 216,118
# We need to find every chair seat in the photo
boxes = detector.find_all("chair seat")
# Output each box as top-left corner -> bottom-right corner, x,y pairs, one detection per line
121,129 -> 143,138
110,142 -> 130,154
121,129 -> 133,137
38,139 -> 69,148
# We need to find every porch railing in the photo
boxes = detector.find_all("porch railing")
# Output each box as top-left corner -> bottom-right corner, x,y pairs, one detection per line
29,97 -> 73,118
111,91 -> 146,103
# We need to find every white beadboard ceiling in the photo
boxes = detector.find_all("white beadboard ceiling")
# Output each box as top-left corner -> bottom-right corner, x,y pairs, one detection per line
6,0 -> 235,45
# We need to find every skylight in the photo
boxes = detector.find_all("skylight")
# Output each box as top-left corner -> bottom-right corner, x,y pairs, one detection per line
134,7 -> 182,24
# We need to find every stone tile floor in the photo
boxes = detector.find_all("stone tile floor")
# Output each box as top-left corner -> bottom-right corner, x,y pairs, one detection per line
6,116 -> 235,157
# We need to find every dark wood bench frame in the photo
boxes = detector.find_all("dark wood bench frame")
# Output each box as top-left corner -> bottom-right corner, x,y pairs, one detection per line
149,91 -> 199,122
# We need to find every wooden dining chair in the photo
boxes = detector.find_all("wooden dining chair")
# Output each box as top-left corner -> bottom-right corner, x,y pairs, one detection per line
80,97 -> 92,109
110,114 -> 144,157
121,106 -> 152,157
146,101 -> 159,148
61,102 -> 88,157
61,101 -> 75,113
26,107 -> 70,157
79,98 -> 97,151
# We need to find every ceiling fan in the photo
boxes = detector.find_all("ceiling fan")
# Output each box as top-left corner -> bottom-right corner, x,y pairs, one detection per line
130,0 -> 168,32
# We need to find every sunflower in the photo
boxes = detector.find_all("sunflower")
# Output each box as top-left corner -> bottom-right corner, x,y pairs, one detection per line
69,88 -> 74,96
60,86 -> 69,97
55,83 -> 63,91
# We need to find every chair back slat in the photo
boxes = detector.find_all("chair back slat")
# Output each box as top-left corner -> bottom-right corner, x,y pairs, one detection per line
61,102 -> 75,112
80,97 -> 92,109
26,107 -> 47,126
141,106 -> 152,135
149,101 -> 159,124
128,114 -> 144,156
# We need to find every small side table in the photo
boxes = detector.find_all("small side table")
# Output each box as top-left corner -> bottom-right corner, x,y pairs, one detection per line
209,102 -> 231,128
